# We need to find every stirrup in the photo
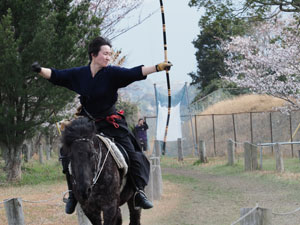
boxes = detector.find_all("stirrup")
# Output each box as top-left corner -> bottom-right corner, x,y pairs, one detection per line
63,190 -> 70,203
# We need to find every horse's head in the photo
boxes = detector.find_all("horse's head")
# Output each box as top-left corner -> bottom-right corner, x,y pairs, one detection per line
62,117 -> 99,200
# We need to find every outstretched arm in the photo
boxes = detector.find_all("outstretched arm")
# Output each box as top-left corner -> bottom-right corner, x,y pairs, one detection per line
143,121 -> 149,130
142,61 -> 172,76
32,62 -> 52,79
141,65 -> 156,76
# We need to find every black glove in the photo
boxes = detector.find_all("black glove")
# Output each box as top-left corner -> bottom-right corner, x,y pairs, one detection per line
31,62 -> 41,73
155,61 -> 173,72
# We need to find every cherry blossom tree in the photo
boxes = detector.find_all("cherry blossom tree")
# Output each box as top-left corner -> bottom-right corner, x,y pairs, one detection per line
222,17 -> 300,111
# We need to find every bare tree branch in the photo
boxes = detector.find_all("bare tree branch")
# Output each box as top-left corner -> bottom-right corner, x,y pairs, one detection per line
89,0 -> 148,39
110,8 -> 160,40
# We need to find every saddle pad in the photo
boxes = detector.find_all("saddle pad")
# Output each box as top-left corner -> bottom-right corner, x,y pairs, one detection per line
96,134 -> 128,176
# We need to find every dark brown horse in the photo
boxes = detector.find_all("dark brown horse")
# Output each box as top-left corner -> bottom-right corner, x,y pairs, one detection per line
62,117 -> 141,225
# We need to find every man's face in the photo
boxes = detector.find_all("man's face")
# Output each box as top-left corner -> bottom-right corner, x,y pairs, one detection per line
138,119 -> 144,125
93,45 -> 111,67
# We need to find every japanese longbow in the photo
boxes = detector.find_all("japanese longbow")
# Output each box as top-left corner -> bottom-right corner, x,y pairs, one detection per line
159,0 -> 171,155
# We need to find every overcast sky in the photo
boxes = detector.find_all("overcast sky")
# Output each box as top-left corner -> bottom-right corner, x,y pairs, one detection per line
112,0 -> 203,89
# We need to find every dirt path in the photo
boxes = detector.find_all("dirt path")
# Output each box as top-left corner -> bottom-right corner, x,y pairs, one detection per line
156,167 -> 300,225
1,167 -> 300,224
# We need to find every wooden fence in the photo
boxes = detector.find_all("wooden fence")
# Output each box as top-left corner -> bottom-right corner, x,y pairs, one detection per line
145,110 -> 300,157
1,156 -> 162,225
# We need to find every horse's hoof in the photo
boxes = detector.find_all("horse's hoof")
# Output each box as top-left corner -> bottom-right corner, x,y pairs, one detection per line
134,191 -> 153,210
65,198 -> 77,214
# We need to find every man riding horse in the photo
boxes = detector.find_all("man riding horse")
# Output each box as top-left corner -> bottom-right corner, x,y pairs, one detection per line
32,36 -> 172,214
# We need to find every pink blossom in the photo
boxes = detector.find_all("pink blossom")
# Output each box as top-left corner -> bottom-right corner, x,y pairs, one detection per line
222,17 -> 300,111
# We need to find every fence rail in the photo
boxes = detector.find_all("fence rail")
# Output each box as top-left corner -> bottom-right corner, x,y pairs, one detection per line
230,203 -> 300,225
3,196 -> 300,225
146,110 -> 300,157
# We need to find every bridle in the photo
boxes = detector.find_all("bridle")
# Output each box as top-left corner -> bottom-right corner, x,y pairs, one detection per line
69,137 -> 110,189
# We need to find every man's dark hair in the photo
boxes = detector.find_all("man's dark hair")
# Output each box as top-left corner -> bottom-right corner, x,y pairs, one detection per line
88,37 -> 112,61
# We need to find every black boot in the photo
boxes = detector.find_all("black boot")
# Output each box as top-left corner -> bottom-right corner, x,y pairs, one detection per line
60,150 -> 78,214
64,169 -> 78,214
127,171 -> 153,210
134,190 -> 153,210
65,191 -> 77,214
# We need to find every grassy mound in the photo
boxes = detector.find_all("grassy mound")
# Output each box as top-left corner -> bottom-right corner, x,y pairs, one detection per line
202,94 -> 286,114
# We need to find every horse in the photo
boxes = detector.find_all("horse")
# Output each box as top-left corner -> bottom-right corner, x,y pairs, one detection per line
62,117 -> 141,225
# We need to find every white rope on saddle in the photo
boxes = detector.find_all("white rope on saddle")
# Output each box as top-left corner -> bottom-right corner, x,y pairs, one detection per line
89,135 -> 128,190
96,134 -> 128,175
92,147 -> 110,186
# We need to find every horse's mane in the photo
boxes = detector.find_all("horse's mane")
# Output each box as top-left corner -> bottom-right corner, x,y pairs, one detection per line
62,117 -> 96,147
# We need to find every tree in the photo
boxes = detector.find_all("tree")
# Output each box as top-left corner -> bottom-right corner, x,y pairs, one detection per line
0,0 -> 102,181
0,0 -> 147,182
221,17 -> 300,111
235,0 -> 300,14
188,0 -> 248,98
188,0 -> 300,100
89,0 -> 143,39
189,0 -> 300,22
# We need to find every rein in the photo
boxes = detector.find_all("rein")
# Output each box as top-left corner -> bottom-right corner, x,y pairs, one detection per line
92,144 -> 110,188
70,137 -> 111,189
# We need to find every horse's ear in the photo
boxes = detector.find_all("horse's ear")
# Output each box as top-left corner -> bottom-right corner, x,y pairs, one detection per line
59,119 -> 71,131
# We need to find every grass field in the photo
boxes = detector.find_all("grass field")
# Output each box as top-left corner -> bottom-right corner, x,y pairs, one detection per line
1,155 -> 300,224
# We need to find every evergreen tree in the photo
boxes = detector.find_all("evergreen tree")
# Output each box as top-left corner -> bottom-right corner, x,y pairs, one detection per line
0,0 -> 102,181
188,0 -> 248,98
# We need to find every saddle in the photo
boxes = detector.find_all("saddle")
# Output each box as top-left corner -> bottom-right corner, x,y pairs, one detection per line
96,134 -> 129,192
96,134 -> 128,176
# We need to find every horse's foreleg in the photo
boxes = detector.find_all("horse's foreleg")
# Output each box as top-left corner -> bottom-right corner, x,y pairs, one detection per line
102,206 -> 121,225
84,211 -> 102,225
127,196 -> 141,225
115,208 -> 122,225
